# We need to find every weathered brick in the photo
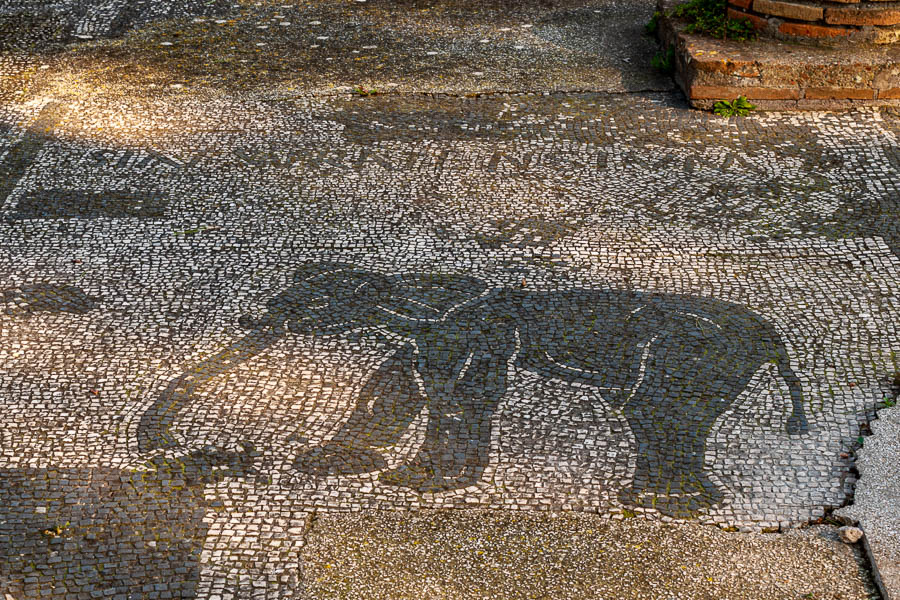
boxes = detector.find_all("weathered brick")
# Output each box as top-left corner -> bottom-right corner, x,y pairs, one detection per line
693,55 -> 761,77
825,7 -> 900,25
779,22 -> 854,37
690,85 -> 800,100
728,0 -> 753,10
879,88 -> 900,99
728,8 -> 770,29
753,0 -> 823,21
806,87 -> 874,99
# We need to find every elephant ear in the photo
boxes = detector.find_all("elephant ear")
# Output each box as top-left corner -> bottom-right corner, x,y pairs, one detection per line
291,261 -> 391,302
374,273 -> 489,321
291,261 -> 358,283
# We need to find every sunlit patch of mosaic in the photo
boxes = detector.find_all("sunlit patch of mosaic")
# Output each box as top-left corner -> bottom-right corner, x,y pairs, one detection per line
1,90 -> 898,598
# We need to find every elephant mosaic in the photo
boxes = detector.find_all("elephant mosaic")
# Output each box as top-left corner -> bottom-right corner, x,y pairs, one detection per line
137,262 -> 808,518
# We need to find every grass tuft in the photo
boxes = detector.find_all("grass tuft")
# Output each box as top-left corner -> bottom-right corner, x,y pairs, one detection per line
672,0 -> 757,41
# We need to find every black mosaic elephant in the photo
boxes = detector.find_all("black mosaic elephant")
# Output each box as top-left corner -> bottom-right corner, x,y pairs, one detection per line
137,262 -> 808,518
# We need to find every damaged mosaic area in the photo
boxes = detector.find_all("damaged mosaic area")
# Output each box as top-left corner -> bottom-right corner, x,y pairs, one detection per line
1,90 -> 899,598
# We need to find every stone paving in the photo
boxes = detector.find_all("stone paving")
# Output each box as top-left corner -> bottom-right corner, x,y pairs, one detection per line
0,0 -> 898,598
838,402 -> 900,600
302,511 -> 877,600
0,0 -> 672,96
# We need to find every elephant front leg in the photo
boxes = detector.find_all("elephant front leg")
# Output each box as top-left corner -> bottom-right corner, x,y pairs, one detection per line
379,347 -> 509,493
293,343 -> 427,477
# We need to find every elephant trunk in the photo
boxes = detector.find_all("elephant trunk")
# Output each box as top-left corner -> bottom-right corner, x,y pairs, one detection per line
136,328 -> 282,454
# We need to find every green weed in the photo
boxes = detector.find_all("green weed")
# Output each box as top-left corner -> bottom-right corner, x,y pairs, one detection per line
713,95 -> 757,117
651,47 -> 676,73
645,11 -> 662,35
672,0 -> 757,40
41,522 -> 70,538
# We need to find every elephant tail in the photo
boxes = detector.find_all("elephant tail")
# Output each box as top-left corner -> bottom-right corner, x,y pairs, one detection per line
136,328 -> 281,454
775,351 -> 808,435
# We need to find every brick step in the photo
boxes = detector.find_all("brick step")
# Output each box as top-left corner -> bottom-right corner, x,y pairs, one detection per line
659,0 -> 900,109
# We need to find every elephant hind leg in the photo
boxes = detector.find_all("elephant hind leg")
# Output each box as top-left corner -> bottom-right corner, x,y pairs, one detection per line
617,345 -> 754,518
618,401 -> 726,518
619,460 -> 724,519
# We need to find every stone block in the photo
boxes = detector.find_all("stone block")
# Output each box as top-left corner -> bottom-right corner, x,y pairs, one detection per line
690,85 -> 801,99
728,8 -> 770,29
825,6 -> 900,26
778,22 -> 854,37
658,0 -> 900,111
875,24 -> 900,43
692,55 -> 762,77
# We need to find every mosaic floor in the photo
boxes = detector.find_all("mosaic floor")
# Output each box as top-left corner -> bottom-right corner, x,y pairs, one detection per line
1,1 -> 899,598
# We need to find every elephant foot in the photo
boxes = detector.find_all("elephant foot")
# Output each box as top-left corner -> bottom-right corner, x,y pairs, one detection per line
378,458 -> 480,493
293,444 -> 387,477
618,475 -> 724,519
786,412 -> 809,435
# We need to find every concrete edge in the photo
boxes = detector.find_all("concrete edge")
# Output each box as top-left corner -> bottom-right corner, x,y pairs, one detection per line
863,533 -> 895,600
